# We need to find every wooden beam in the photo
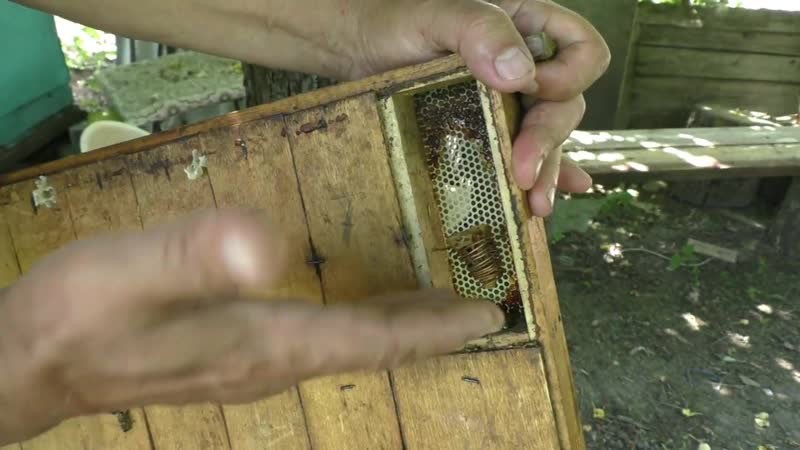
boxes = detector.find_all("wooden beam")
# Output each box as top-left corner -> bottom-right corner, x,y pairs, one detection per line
637,3 -> 800,33
567,142 -> 800,180
638,25 -> 800,57
635,46 -> 800,84
564,126 -> 800,151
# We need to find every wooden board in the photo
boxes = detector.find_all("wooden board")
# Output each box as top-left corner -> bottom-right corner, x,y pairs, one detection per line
124,139 -> 231,450
0,182 -> 24,450
487,89 -> 584,450
18,160 -> 154,450
565,141 -> 800,180
564,126 -> 800,152
638,25 -> 800,57
625,77 -> 800,128
285,94 -> 406,450
392,348 -> 559,449
197,119 -> 314,450
0,53 -> 584,450
635,46 -> 800,84
637,3 -> 800,33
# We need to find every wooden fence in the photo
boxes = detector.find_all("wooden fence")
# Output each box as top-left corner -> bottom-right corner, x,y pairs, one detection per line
615,3 -> 800,129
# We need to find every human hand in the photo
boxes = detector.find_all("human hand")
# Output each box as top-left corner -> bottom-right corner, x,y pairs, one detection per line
345,0 -> 610,216
0,209 -> 503,445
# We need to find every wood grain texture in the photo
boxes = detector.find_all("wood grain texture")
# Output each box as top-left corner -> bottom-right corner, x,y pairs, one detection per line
124,139 -> 231,450
0,190 -> 21,288
0,186 -> 24,450
487,90 -> 584,450
17,160 -> 155,450
626,77 -> 800,128
285,93 -> 405,450
0,175 -> 137,450
0,54 -> 467,187
392,348 -> 559,450
637,3 -> 800,33
563,126 -> 800,151
638,25 -> 800,57
197,120 -> 313,450
1,175 -> 74,273
20,412 -> 151,450
636,46 -> 800,84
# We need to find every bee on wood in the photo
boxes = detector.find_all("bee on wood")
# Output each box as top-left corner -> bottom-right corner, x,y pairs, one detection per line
112,410 -> 133,432
446,224 -> 504,288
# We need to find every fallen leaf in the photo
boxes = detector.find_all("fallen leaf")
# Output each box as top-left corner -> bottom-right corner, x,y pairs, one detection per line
682,408 -> 702,417
721,355 -> 738,363
582,425 -> 592,432
739,319 -> 750,326
739,375 -> 760,387
754,412 -> 770,429
593,408 -> 606,420
697,443 -> 711,450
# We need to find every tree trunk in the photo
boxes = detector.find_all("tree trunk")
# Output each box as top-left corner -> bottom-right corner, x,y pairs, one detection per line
242,64 -> 337,106
771,177 -> 800,258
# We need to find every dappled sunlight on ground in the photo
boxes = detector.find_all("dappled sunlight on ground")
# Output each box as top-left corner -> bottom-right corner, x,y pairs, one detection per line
550,182 -> 800,448
681,313 -> 708,331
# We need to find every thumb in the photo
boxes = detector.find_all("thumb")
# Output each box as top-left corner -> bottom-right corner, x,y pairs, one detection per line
418,1 -> 538,94
22,208 -> 288,312
364,0 -> 538,94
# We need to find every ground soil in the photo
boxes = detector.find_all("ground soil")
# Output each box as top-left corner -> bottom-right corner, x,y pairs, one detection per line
550,179 -> 799,450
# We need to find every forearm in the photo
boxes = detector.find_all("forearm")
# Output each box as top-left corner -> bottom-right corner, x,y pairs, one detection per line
14,0 -> 362,79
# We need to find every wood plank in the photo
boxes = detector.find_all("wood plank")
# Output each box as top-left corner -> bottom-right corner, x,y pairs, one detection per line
566,143 -> 800,180
0,186 -> 23,450
285,93 -> 405,450
0,175 -> 101,450
197,120 -> 313,450
0,54 -> 469,187
19,160 -> 154,450
637,3 -> 800,33
564,126 -> 800,152
639,25 -> 800,57
392,348 -> 559,450
487,89 -> 584,449
0,189 -> 21,289
635,46 -> 800,83
626,77 -> 800,128
20,413 -> 151,450
2,176 -> 74,273
125,139 -> 230,450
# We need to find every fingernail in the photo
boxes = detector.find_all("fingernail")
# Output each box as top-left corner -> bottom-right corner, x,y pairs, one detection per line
494,47 -> 534,81
223,233 -> 259,284
533,158 -> 544,183
547,186 -> 556,208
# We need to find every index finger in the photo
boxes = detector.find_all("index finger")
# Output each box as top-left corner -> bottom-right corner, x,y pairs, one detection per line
498,0 -> 610,100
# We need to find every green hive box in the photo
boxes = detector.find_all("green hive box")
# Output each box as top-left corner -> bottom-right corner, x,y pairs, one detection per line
0,1 -> 73,148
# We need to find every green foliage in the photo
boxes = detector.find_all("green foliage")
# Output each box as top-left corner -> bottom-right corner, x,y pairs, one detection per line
61,26 -> 115,70
668,243 -> 696,271
548,189 -> 649,243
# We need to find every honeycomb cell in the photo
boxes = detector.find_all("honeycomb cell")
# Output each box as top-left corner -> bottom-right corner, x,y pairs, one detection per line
413,81 -> 523,322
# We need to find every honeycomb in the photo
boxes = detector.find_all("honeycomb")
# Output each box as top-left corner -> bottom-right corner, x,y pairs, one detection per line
413,82 -> 523,325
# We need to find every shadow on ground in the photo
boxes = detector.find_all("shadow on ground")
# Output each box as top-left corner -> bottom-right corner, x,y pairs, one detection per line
549,180 -> 799,450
